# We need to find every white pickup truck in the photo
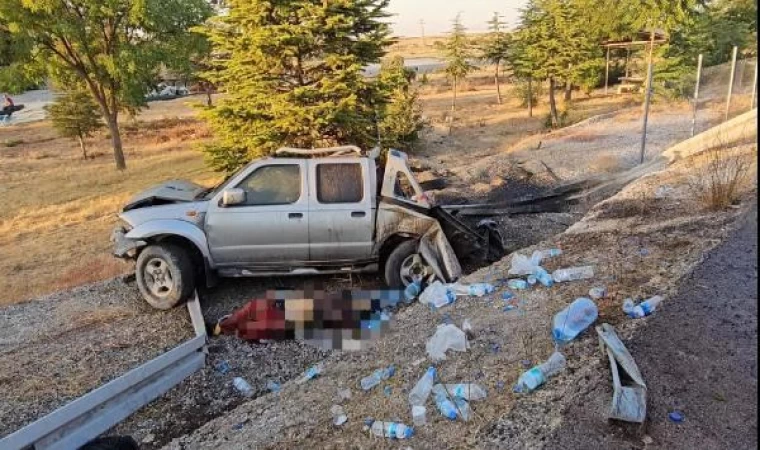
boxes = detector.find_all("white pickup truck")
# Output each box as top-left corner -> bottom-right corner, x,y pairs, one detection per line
113,147 -> 502,309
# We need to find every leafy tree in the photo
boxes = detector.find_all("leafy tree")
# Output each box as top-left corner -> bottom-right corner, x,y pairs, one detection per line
376,56 -> 423,152
440,14 -> 475,134
0,0 -> 212,170
200,0 -> 393,174
45,88 -> 104,159
509,23 -> 541,117
481,12 -> 511,104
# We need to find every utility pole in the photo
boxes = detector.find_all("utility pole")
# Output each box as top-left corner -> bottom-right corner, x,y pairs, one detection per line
639,29 -> 656,165
725,46 -> 738,121
604,47 -> 611,96
752,59 -> 758,110
691,54 -> 703,137
419,19 -> 426,46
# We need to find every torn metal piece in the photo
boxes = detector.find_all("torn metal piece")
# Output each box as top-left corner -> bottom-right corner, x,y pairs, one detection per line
596,323 -> 647,423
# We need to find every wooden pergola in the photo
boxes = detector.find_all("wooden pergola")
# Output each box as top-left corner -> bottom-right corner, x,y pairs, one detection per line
601,30 -> 668,95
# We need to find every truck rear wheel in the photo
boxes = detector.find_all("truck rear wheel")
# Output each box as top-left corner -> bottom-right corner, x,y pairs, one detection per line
384,240 -> 427,288
136,244 -> 195,310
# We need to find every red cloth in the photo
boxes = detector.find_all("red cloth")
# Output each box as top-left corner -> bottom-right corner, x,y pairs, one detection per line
218,299 -> 289,341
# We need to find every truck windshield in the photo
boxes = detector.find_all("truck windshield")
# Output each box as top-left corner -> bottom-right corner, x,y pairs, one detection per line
195,165 -> 249,200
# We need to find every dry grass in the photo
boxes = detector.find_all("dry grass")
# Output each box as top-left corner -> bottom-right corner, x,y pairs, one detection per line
687,143 -> 757,210
0,98 -> 220,306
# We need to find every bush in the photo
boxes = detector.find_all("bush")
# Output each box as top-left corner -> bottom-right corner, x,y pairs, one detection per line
688,144 -> 755,210
514,79 -> 544,107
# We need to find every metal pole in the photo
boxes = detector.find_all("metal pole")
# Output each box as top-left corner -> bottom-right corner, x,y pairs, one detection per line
605,47 -> 610,95
691,54 -> 703,137
725,46 -> 738,121
751,59 -> 758,110
639,62 -> 654,164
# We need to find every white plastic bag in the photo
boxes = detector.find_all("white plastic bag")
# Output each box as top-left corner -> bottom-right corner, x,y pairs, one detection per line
419,281 -> 456,308
426,324 -> 469,362
509,253 -> 537,276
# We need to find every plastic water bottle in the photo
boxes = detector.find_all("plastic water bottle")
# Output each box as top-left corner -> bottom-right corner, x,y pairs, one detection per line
404,280 -> 422,302
623,296 -> 664,318
412,406 -> 427,426
408,366 -> 436,406
527,275 -> 538,285
370,421 -> 414,439
531,248 -> 562,266
552,266 -> 595,283
454,397 -> 473,421
452,283 -> 495,297
232,377 -> 254,398
432,384 -> 488,401
419,281 -> 456,308
296,363 -> 324,384
360,365 -> 395,391
433,392 -> 458,420
513,352 -> 566,394
508,279 -> 529,290
552,297 -> 598,344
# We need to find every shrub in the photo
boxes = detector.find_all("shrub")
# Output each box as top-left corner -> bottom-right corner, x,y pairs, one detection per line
688,144 -> 755,210
514,80 -> 544,108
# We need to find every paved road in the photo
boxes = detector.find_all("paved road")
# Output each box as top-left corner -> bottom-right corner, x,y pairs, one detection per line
547,203 -> 758,449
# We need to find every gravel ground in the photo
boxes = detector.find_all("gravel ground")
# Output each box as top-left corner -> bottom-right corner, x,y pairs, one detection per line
159,141 -> 753,449
541,202 -> 757,450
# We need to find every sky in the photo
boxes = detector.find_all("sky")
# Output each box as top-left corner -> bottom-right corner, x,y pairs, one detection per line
387,0 -> 528,37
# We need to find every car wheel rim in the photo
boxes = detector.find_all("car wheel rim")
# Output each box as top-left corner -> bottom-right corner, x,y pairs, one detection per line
144,258 -> 175,299
400,254 -> 429,287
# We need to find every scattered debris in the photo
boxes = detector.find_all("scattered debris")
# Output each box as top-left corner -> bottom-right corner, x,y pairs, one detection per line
552,298 -> 598,344
588,287 -> 608,300
336,388 -> 352,403
419,281 -> 456,308
597,323 -> 647,423
232,377 -> 254,398
462,319 -> 475,339
433,384 -> 488,401
412,405 -> 427,426
266,380 -> 281,394
426,324 -> 469,361
214,360 -> 231,375
331,405 -> 348,426
383,386 -> 393,397
513,352 -> 566,394
668,411 -> 685,423
508,279 -> 529,290
623,296 -> 664,319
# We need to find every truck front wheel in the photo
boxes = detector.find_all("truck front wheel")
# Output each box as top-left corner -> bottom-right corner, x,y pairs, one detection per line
384,240 -> 428,288
136,244 -> 195,310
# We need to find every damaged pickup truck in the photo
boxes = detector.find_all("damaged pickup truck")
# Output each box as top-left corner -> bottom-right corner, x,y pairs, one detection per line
112,147 -> 504,309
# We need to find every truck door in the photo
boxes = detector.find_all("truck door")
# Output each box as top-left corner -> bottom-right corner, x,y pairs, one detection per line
206,161 -> 310,266
307,159 -> 374,261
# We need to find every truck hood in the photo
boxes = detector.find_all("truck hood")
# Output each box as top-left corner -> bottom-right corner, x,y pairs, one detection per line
123,180 -> 207,212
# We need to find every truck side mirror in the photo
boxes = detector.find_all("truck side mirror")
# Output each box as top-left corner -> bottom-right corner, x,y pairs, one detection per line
221,188 -> 246,207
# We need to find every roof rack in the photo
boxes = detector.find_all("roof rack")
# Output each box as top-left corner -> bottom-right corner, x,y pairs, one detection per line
275,146 -> 363,158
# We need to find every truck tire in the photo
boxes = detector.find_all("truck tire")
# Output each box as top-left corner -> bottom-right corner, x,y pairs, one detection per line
384,240 -> 420,288
136,244 -> 195,310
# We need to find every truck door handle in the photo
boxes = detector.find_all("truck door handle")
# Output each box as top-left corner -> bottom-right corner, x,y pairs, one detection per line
289,213 -> 303,219
351,211 -> 366,218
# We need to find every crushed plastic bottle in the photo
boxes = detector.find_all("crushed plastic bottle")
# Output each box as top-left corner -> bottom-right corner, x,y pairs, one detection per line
552,297 -> 598,344
451,283 -> 495,297
370,421 -> 414,439
419,281 -> 456,308
508,279 -> 529,290
232,377 -> 254,398
588,286 -> 608,300
533,266 -> 554,287
426,324 -> 469,362
433,384 -> 488,401
552,266 -> 595,283
404,280 -> 422,302
623,296 -> 664,318
266,380 -> 281,393
331,405 -> 348,426
360,365 -> 395,391
408,366 -> 436,406
513,352 -> 566,394
433,392 -> 458,420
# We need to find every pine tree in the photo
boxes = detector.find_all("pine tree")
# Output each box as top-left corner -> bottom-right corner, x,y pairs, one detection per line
45,89 -> 104,160
376,56 -> 423,151
440,14 -> 475,135
481,12 -> 511,105
200,0 -> 393,173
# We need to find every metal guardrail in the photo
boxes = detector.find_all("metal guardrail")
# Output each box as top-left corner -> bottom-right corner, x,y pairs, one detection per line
0,294 -> 207,450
